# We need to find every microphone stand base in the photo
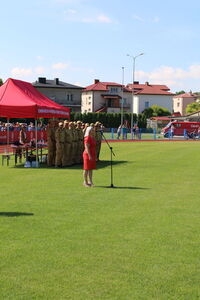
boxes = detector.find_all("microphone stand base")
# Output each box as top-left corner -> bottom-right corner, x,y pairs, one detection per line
106,184 -> 116,188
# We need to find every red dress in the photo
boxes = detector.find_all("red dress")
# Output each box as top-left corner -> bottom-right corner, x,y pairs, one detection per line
83,136 -> 96,170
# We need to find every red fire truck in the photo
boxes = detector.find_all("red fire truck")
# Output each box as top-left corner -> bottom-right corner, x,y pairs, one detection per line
162,121 -> 200,137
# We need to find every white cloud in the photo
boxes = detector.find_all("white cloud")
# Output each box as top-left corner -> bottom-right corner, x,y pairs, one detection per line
135,65 -> 200,90
188,65 -> 200,78
11,67 -> 32,78
82,14 -> 113,23
74,81 -> 83,86
65,8 -> 77,14
64,8 -> 113,24
36,55 -> 43,61
35,66 -> 45,74
97,14 -> 112,23
52,62 -> 69,70
133,14 -> 144,22
136,65 -> 200,82
132,14 -> 160,23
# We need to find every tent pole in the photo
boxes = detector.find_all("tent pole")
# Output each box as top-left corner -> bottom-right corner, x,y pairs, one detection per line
7,118 -> 10,152
35,119 -> 38,167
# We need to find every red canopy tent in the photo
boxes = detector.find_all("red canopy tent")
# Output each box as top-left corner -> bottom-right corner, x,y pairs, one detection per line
0,78 -> 70,166
0,78 -> 70,119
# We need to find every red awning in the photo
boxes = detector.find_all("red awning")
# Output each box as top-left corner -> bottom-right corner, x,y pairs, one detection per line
0,78 -> 70,119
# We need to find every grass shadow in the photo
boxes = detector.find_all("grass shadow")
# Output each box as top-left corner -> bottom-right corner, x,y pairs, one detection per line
0,212 -> 34,217
95,186 -> 150,190
97,160 -> 128,169
12,160 -> 129,170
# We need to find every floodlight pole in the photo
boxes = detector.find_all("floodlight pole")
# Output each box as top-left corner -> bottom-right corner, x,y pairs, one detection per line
121,66 -> 125,126
127,53 -> 144,138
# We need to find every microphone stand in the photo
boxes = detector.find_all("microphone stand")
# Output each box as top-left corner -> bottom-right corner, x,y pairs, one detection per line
101,132 -> 116,188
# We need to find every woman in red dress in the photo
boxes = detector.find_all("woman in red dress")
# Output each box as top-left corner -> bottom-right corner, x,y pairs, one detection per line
83,126 -> 96,187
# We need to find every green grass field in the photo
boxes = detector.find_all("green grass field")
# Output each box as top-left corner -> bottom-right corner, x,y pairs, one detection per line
0,141 -> 200,299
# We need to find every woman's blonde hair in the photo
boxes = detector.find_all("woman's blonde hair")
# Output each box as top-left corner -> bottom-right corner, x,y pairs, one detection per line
84,126 -> 93,137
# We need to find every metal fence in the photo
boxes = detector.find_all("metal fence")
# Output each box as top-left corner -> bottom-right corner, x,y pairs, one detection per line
103,128 -> 197,140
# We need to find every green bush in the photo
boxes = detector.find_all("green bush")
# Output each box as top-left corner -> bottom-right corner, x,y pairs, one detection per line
70,112 -> 146,128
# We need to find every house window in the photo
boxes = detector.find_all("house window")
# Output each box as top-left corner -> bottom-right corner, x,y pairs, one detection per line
177,102 -> 180,107
70,94 -> 73,101
110,87 -> 118,93
88,102 -> 91,105
67,94 -> 70,101
145,101 -> 149,108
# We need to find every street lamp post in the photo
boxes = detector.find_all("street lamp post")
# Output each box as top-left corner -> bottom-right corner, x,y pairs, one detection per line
127,53 -> 144,138
121,66 -> 125,126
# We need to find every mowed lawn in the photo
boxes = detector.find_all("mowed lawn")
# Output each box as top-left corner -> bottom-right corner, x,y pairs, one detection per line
0,141 -> 200,299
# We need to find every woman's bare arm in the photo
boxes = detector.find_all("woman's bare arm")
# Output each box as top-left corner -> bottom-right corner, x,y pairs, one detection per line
85,143 -> 92,160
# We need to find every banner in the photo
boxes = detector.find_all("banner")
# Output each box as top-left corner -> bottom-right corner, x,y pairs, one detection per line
0,130 -> 47,144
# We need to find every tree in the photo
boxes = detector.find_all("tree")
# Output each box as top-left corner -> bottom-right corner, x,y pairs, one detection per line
138,113 -> 147,128
151,105 -> 171,117
142,107 -> 154,118
186,102 -> 200,114
0,78 -> 3,86
175,90 -> 185,95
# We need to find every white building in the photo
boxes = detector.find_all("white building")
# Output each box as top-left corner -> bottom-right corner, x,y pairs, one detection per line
127,81 -> 174,114
81,79 -> 131,113
82,80 -> 174,115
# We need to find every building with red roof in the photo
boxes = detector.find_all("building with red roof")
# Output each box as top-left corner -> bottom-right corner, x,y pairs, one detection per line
82,79 -> 174,114
127,81 -> 174,114
82,79 -> 131,113
173,92 -> 198,116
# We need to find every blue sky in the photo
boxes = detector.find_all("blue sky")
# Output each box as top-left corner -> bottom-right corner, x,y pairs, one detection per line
1,0 -> 200,92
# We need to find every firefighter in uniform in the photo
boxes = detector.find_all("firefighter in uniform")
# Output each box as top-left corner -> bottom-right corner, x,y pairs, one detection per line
47,119 -> 57,166
95,122 -> 102,161
76,121 -> 84,164
63,120 -> 73,166
55,122 -> 65,167
72,122 -> 79,164
69,122 -> 75,165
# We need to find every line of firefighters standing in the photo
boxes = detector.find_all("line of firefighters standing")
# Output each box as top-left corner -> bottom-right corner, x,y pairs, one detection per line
47,120 -> 103,167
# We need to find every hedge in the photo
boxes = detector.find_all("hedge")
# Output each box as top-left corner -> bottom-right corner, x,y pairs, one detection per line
70,112 -> 147,128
